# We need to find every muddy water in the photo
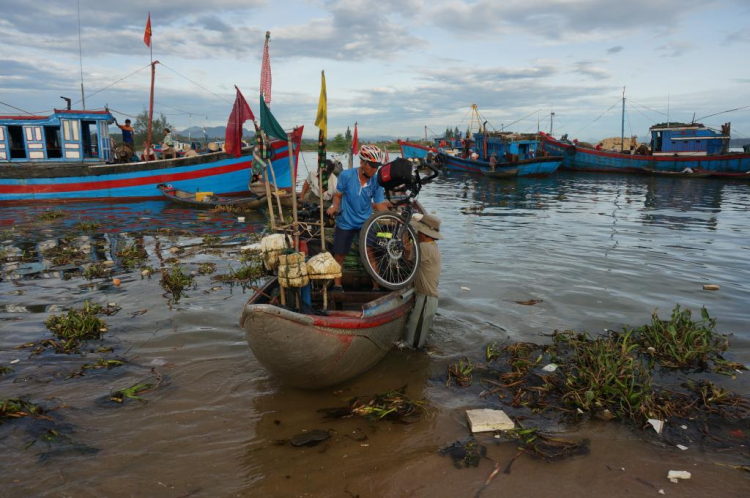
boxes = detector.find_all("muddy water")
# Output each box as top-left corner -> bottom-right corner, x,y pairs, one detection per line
1,162 -> 749,497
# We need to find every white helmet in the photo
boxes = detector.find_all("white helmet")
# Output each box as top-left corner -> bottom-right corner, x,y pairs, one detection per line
360,144 -> 384,165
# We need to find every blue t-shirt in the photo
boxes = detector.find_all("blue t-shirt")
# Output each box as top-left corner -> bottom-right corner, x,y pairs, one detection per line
335,167 -> 385,230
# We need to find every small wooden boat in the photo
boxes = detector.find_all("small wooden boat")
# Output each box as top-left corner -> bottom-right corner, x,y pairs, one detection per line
158,183 -> 293,209
481,168 -> 519,178
643,168 -> 713,178
240,277 -> 415,389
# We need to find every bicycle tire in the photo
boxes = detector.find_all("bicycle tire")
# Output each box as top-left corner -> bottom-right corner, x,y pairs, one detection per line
359,211 -> 421,290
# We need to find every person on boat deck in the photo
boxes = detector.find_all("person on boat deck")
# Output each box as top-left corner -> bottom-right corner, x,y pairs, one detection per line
404,213 -> 443,349
326,144 -> 389,292
300,159 -> 339,206
162,128 -> 177,159
489,152 -> 498,172
115,118 -> 134,146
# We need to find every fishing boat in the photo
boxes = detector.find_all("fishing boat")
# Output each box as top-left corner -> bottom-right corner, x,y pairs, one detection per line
398,140 -> 436,160
481,168 -> 519,178
442,153 -> 561,176
0,108 -> 301,203
157,183 -> 294,209
240,278 -> 415,388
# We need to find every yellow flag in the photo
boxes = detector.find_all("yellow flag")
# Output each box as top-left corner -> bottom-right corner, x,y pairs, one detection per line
314,70 -> 327,140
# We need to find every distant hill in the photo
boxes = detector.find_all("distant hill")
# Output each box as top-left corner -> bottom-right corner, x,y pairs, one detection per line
177,126 -> 254,140
730,138 -> 750,148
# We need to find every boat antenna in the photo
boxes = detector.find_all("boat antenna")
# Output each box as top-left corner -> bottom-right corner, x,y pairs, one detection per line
621,86 -> 626,153
77,0 -> 86,109
667,92 -> 670,128
60,96 -> 72,110
549,110 -> 555,135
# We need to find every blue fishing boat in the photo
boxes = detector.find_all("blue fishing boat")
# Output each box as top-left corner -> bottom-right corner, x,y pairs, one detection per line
440,153 -> 561,176
0,108 -> 302,203
398,139 -> 435,160
540,122 -> 750,177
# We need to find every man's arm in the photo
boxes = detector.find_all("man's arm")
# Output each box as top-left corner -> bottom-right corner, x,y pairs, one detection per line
373,201 -> 389,211
327,191 -> 343,216
300,180 -> 310,199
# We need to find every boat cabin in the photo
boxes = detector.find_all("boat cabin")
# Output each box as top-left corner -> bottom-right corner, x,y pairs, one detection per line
472,134 -> 539,161
0,109 -> 114,163
649,122 -> 730,157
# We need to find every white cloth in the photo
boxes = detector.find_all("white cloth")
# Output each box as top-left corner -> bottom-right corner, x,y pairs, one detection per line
306,170 -> 338,201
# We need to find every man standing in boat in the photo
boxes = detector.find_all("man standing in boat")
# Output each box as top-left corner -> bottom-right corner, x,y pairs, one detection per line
327,145 -> 389,292
162,128 -> 177,159
115,118 -> 134,146
300,159 -> 340,206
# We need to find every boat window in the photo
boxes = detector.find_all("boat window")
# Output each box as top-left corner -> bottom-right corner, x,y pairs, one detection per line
7,126 -> 26,159
81,120 -> 99,158
45,126 -> 62,159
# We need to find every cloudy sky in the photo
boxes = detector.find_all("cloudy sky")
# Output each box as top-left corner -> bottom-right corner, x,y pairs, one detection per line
1,0 -> 749,142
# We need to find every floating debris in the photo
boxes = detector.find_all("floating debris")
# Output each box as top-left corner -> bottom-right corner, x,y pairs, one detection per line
289,430 -> 331,447
504,427 -> 590,462
41,301 -> 109,354
667,470 -> 691,483
37,210 -> 66,221
446,357 -> 475,387
201,234 -> 221,245
438,437 -> 487,468
1,398 -> 48,422
516,299 -> 543,306
67,358 -> 124,379
83,262 -> 112,280
197,263 -> 216,275
116,244 -> 148,270
159,265 -> 195,302
703,284 -> 720,291
74,221 -> 100,231
321,386 -> 427,423
466,408 -> 515,433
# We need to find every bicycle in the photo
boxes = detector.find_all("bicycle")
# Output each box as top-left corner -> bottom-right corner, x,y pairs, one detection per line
359,157 -> 439,290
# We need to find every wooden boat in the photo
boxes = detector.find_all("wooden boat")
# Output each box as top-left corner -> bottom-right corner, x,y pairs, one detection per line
442,153 -> 562,176
481,168 -> 519,178
539,120 -> 750,176
240,278 -> 415,389
0,108 -> 302,203
157,183 -> 294,209
643,168 -> 713,178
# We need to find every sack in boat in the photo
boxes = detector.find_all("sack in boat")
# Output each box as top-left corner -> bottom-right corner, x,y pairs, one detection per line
306,252 -> 342,280
278,252 -> 309,287
260,233 -> 289,270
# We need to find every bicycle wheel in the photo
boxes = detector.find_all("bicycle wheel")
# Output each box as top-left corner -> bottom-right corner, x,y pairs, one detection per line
359,211 -> 421,290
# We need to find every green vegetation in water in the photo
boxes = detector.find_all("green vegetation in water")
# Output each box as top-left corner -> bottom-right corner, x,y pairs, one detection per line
43,301 -> 109,353
1,398 -> 45,422
500,427 -> 590,468
0,364 -> 13,375
626,305 -> 737,372
485,342 -> 501,363
159,265 -> 194,301
116,244 -> 148,270
67,358 -> 124,379
83,262 -> 111,280
438,437 -> 487,469
74,221 -> 100,231
197,262 -> 216,275
446,357 -> 475,387
42,244 -> 87,266
202,234 -> 221,245
213,263 -> 263,283
322,386 -> 427,423
109,382 -> 154,403
38,210 -> 66,221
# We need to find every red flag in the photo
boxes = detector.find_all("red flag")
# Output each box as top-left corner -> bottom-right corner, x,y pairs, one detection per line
225,86 -> 255,158
352,122 -> 358,155
144,14 -> 152,47
260,31 -> 272,105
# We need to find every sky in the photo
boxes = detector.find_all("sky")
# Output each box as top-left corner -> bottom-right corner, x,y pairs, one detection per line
1,0 -> 749,143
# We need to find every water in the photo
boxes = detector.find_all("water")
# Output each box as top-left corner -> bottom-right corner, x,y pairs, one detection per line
2,155 -> 749,496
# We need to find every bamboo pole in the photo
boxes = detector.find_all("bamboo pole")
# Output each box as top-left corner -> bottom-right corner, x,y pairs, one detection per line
288,134 -> 299,251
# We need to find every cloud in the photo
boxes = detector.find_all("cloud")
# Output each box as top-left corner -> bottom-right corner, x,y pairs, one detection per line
723,29 -> 750,45
571,61 -> 612,80
429,0 -> 708,41
606,46 -> 624,54
657,40 -> 694,58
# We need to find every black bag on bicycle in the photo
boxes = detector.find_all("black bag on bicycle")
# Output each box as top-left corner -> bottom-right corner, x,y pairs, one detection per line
377,158 -> 412,190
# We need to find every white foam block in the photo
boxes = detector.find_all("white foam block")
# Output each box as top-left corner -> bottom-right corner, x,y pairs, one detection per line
466,409 -> 515,433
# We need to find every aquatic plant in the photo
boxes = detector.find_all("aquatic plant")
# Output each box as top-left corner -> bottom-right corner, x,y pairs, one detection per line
109,382 -> 154,403
0,365 -> 13,375
197,262 -> 216,275
322,386 -> 427,423
446,357 -> 475,387
42,244 -> 87,266
38,210 -> 66,221
83,262 -> 111,280
485,342 -> 501,363
626,305 -> 730,371
116,244 -> 148,270
438,437 -> 487,468
75,221 -> 100,231
67,359 -> 124,379
159,265 -> 194,301
505,427 -> 590,462
201,234 -> 221,245
0,398 -> 44,422
44,301 -> 108,353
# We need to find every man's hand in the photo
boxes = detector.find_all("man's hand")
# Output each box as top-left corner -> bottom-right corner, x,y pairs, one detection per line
326,205 -> 336,217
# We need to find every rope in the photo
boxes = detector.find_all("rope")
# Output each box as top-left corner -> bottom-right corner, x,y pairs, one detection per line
0,101 -> 37,115
695,105 -> 750,122
500,109 -> 542,132
72,63 -> 151,106
628,98 -> 669,118
159,63 -> 233,105
627,100 -> 657,123
574,97 -> 623,135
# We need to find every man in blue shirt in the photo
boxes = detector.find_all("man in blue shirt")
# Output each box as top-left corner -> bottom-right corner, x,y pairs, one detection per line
326,144 -> 389,291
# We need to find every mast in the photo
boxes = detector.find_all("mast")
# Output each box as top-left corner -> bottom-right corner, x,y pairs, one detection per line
621,86 -> 626,153
550,111 -> 555,135
424,125 -> 427,142
146,60 -> 158,158
77,0 -> 86,109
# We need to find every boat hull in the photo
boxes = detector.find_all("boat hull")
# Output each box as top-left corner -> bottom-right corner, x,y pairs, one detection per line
442,153 -> 562,177
240,280 -> 415,389
540,133 -> 750,175
398,140 -> 435,160
0,130 -> 303,203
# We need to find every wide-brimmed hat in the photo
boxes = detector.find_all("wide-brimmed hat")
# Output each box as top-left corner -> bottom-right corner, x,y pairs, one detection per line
410,213 -> 444,240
